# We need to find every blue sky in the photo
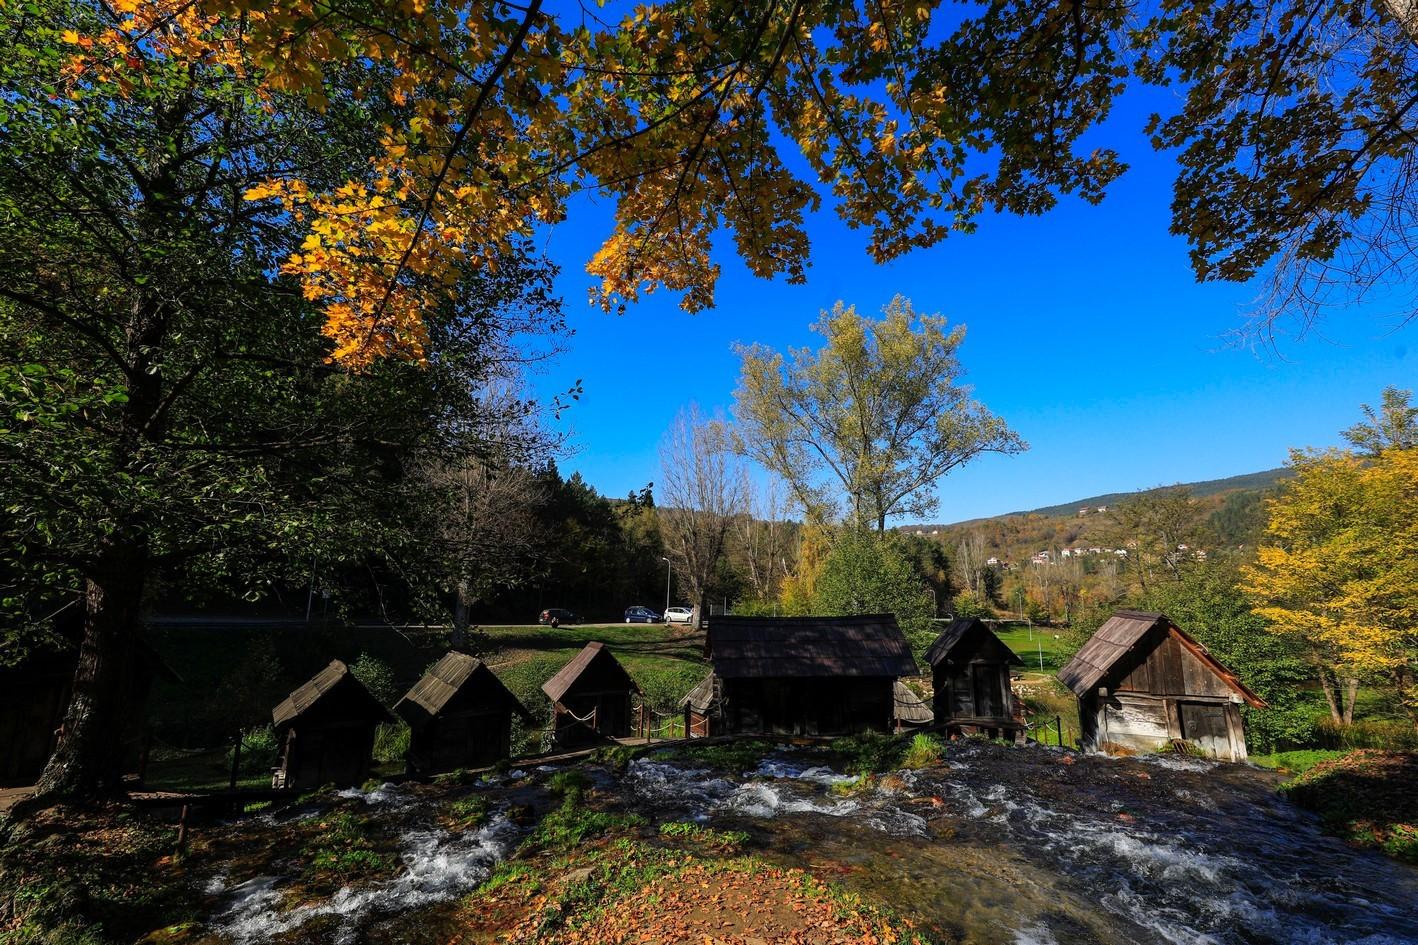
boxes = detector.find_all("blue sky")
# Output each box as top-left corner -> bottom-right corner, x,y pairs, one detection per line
525,83 -> 1414,524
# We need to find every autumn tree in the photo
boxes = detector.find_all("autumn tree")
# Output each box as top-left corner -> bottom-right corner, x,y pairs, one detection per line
777,524 -> 832,617
955,531 -> 990,599
1242,447 -> 1418,728
0,0 -> 564,799
658,405 -> 748,627
43,0 -> 1418,356
1137,0 -> 1418,334
732,297 -> 1024,531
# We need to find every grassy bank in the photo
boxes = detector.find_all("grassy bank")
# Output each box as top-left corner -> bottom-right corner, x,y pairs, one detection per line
455,776 -> 938,945
1281,750 -> 1418,862
1249,749 -> 1349,776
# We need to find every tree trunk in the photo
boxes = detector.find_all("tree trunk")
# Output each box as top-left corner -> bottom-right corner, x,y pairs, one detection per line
1393,666 -> 1418,729
452,579 -> 471,649
1318,667 -> 1343,724
35,543 -> 149,801
1342,677 -> 1360,726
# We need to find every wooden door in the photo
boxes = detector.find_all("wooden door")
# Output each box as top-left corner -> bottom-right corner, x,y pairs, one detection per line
1178,702 -> 1230,758
971,664 -> 1004,719
596,693 -> 629,736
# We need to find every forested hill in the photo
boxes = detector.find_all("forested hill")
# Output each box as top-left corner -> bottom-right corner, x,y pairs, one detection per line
1009,467 -> 1291,520
910,466 -> 1292,532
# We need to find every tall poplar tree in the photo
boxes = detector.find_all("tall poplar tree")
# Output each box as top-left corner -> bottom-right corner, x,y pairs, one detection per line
732,297 -> 1024,531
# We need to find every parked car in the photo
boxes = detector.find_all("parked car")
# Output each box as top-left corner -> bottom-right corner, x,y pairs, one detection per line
539,608 -> 579,627
664,606 -> 694,624
624,606 -> 661,624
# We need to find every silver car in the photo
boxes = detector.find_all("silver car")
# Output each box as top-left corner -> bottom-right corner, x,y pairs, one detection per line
664,606 -> 694,624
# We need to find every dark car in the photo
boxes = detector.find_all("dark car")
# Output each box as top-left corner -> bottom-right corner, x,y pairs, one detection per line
539,608 -> 579,627
623,606 -> 661,624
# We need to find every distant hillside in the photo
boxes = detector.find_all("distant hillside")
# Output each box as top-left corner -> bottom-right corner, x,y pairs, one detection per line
905,467 -> 1292,533
1011,467 -> 1292,520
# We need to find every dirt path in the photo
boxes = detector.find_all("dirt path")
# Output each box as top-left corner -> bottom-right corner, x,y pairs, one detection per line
0,785 -> 34,813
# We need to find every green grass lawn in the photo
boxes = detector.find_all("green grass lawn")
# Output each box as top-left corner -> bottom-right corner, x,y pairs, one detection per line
1250,749 -> 1350,776
480,622 -> 709,746
995,624 -> 1076,676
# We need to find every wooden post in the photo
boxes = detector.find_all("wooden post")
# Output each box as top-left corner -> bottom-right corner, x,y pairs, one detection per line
1054,715 -> 1063,748
175,803 -> 190,857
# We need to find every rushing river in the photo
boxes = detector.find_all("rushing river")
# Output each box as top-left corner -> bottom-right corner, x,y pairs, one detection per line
197,743 -> 1418,945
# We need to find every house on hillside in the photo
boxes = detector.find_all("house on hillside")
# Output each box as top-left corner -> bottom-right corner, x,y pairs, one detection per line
396,652 -> 530,775
1058,611 -> 1266,762
542,642 -> 640,746
696,614 -> 919,736
923,617 -> 1024,741
271,659 -> 394,790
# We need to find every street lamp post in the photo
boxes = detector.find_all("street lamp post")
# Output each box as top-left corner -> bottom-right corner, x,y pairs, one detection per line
661,557 -> 671,616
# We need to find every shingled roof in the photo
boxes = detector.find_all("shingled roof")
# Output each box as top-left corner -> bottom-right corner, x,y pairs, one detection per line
541,642 -> 640,704
395,651 -> 530,729
680,672 -> 716,711
272,659 -> 394,730
705,614 -> 918,678
1058,611 -> 1266,707
923,617 -> 1024,667
892,680 -> 934,725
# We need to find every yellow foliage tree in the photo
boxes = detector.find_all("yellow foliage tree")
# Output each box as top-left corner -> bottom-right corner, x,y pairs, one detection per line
777,524 -> 832,616
1242,448 -> 1418,728
57,0 -> 1132,368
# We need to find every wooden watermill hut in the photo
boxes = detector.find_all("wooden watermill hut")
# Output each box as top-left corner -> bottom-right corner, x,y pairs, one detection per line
1058,610 -> 1266,761
541,642 -> 639,746
395,652 -> 530,775
700,614 -> 919,736
923,617 -> 1024,740
271,659 -> 394,790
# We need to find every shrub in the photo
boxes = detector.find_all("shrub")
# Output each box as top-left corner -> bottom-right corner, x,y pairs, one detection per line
372,721 -> 410,765
1313,717 -> 1418,751
900,733 -> 943,769
226,725 -> 279,776
829,733 -> 904,775
349,653 -> 400,705
950,591 -> 994,620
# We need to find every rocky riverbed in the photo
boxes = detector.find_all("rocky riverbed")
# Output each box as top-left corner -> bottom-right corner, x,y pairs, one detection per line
12,740 -> 1418,945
